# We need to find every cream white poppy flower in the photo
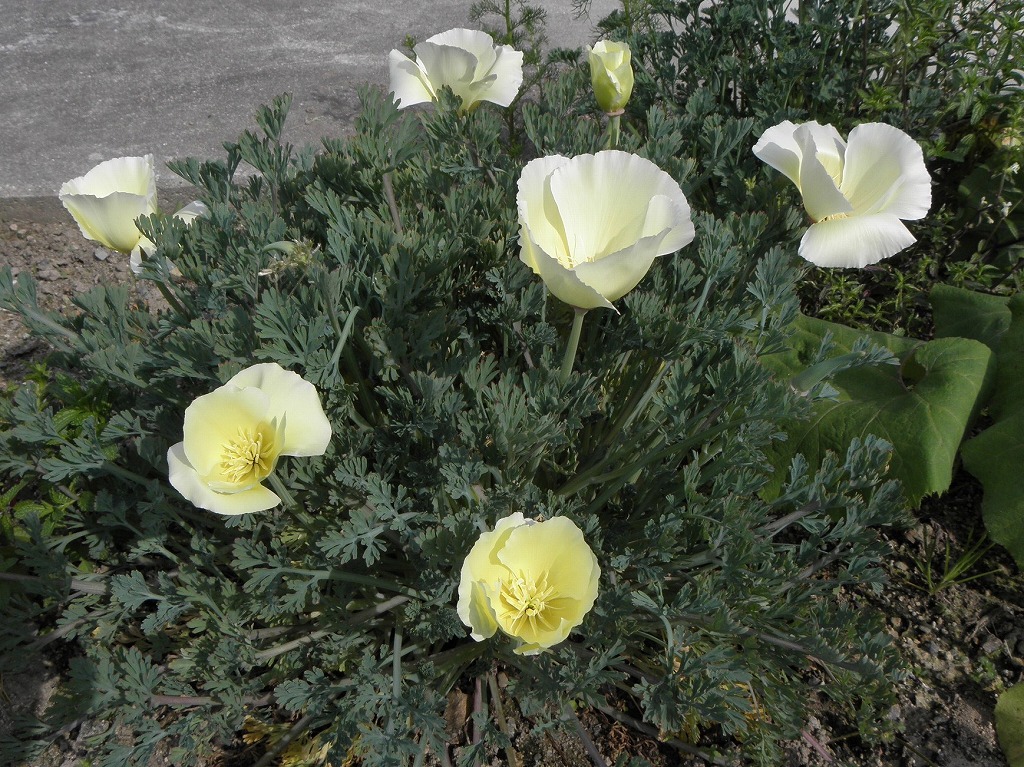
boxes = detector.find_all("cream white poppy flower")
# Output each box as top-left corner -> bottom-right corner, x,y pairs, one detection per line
457,513 -> 600,655
517,150 -> 695,311
167,363 -> 331,516
587,40 -> 634,114
60,155 -> 207,273
388,28 -> 524,112
59,155 -> 158,255
753,120 -> 932,268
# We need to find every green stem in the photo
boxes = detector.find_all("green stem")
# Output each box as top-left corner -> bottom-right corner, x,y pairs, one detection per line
267,471 -> 298,510
606,113 -> 622,150
382,172 -> 404,236
154,278 -> 188,317
559,309 -> 588,385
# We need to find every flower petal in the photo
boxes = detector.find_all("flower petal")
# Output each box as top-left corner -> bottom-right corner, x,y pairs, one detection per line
174,200 -> 208,224
457,513 -> 527,638
799,213 -> 916,268
168,442 -> 281,515
752,120 -> 803,185
840,122 -> 931,219
58,190 -> 153,253
795,124 -> 853,222
547,150 -> 689,266
477,43 -> 524,107
60,155 -> 156,199
426,28 -> 498,66
517,155 -> 572,261
182,385 -> 271,476
388,49 -> 435,108
411,40 -> 479,104
497,517 -> 600,608
519,231 -> 614,310
227,363 -> 331,456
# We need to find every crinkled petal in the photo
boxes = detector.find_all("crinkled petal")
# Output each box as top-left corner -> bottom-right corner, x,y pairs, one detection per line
59,190 -> 153,253
547,150 -> 690,265
168,442 -> 281,515
60,155 -> 156,199
752,120 -> 803,185
426,28 -> 497,69
799,213 -> 916,268
497,517 -> 600,609
477,43 -> 524,107
795,124 -> 853,221
388,49 -> 435,108
412,40 -> 479,102
227,363 -> 331,456
183,385 -> 271,476
841,122 -> 931,219
519,230 -> 614,310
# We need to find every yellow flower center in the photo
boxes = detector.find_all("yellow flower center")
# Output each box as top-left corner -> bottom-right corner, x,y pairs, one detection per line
218,423 -> 277,488
818,211 -> 851,223
497,572 -> 565,636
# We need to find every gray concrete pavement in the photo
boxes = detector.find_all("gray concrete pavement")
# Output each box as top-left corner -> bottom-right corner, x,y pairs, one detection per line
0,0 -> 618,206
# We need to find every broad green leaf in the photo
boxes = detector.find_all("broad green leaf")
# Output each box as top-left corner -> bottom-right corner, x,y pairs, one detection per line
961,412 -> 1024,568
764,315 -> 993,505
930,284 -> 1010,349
990,294 -> 1024,420
961,295 -> 1024,568
996,682 -> 1024,767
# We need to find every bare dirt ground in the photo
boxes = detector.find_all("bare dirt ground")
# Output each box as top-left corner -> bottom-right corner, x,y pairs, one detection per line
2,201 -> 1023,766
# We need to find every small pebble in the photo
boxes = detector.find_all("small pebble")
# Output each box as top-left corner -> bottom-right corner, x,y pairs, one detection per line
37,268 -> 60,281
94,247 -> 110,261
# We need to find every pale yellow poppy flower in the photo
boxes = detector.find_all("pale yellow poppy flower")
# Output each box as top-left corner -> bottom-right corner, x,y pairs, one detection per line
517,150 -> 694,311
753,120 -> 932,267
60,155 -> 207,273
457,513 -> 600,655
388,28 -> 524,113
167,363 -> 331,515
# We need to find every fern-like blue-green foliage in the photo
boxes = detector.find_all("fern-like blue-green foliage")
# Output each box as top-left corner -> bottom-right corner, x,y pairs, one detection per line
0,35 -> 911,767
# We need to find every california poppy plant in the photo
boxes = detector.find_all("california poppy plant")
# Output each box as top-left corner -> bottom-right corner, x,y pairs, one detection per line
753,120 -> 932,268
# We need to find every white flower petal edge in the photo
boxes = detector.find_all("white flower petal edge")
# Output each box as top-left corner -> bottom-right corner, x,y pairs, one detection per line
840,123 -> 931,219
798,213 -> 916,268
228,363 -> 332,456
167,442 -> 281,515
59,155 -> 158,254
388,49 -> 436,108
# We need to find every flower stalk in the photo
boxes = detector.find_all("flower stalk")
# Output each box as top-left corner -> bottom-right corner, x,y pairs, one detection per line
560,308 -> 588,385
